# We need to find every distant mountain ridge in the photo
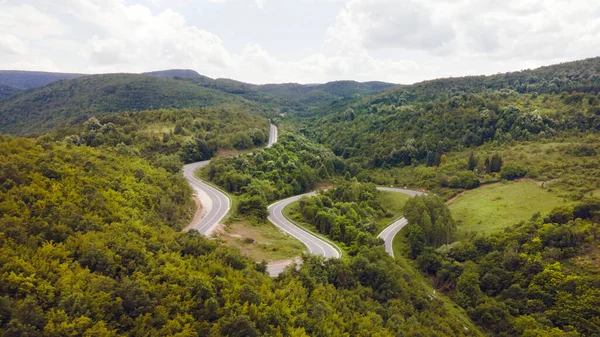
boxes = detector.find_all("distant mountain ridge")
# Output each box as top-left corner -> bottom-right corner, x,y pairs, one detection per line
0,70 -> 86,89
143,69 -> 207,79
0,73 -> 251,135
0,85 -> 21,101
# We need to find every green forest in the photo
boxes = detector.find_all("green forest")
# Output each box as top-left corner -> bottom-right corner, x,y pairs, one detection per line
1,57 -> 600,336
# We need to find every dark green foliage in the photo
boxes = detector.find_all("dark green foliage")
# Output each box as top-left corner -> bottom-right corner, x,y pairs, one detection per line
449,171 -> 480,189
237,194 -> 268,219
0,85 -> 20,101
420,198 -> 600,336
302,58 -> 600,169
208,133 -> 343,218
180,137 -> 217,163
403,195 -> 457,248
0,73 -> 255,135
296,180 -> 384,251
468,152 -> 477,171
426,150 -> 436,167
54,108 -> 268,167
500,163 -> 528,180
489,154 -> 503,173
257,80 -> 398,117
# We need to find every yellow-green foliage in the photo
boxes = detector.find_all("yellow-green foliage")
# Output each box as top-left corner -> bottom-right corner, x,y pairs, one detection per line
0,135 -> 482,336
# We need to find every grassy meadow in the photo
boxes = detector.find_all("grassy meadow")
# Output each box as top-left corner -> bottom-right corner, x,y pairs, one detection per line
448,181 -> 568,233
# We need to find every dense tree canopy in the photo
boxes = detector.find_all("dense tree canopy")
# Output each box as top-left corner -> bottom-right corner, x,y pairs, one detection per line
0,135 -> 483,336
416,198 -> 600,336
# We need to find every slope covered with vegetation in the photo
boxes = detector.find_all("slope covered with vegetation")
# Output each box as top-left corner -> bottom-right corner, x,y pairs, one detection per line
406,196 -> 600,336
180,77 -> 399,117
0,74 -> 257,135
3,55 -> 600,336
0,134 -> 483,336
303,57 -> 600,168
0,85 -> 20,101
50,107 -> 270,171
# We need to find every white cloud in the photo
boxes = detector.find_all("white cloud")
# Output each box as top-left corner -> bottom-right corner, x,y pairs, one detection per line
326,0 -> 455,53
255,0 -> 266,9
0,34 -> 28,56
51,0 -> 234,74
1,0 -> 600,83
0,4 -> 66,39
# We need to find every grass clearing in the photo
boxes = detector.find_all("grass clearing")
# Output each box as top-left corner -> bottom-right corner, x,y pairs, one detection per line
376,191 -> 412,232
449,181 -> 568,234
215,220 -> 305,262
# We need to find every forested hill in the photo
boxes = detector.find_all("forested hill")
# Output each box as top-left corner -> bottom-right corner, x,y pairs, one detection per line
0,74 -> 257,136
375,56 -> 600,105
0,70 -> 86,89
170,77 -> 399,116
256,80 -> 400,116
0,85 -> 20,101
303,57 -> 600,167
144,69 -> 207,79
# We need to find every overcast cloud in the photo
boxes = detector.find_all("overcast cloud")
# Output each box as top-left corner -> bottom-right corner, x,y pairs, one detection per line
1,0 -> 599,84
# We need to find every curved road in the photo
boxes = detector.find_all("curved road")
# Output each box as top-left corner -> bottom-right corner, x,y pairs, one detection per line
266,192 -> 341,276
183,123 -> 277,235
265,187 -> 424,275
182,160 -> 230,235
268,193 -> 341,256
267,123 -> 278,148
183,123 -> 424,275
376,187 -> 426,258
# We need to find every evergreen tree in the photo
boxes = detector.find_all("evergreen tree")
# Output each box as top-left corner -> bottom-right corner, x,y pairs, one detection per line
490,154 -> 503,173
426,150 -> 435,167
468,152 -> 478,171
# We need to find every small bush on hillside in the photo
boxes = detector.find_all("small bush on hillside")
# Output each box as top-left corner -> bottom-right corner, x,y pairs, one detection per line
500,164 -> 528,180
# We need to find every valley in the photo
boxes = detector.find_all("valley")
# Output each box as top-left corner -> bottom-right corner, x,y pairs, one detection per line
1,57 -> 600,336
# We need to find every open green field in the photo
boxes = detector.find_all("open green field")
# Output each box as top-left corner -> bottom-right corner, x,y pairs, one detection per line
449,181 -> 568,233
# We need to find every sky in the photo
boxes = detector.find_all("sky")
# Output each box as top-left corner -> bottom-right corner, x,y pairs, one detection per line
1,0 -> 600,84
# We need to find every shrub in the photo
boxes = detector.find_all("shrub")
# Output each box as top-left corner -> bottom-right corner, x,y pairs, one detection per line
449,171 -> 480,189
500,164 -> 528,180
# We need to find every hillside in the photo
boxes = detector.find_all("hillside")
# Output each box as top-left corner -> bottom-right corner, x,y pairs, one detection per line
0,73 -> 254,135
302,57 -> 600,166
0,132 -> 484,336
144,69 -> 207,79
0,70 -> 85,89
257,80 -> 400,116
0,85 -> 20,101
376,56 -> 600,105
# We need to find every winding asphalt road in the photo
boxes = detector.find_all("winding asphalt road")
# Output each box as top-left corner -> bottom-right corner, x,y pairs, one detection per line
182,161 -> 230,235
267,123 -> 278,148
183,123 -> 277,235
183,123 -> 424,275
265,187 -> 424,274
376,187 -> 426,258
268,193 -> 341,255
